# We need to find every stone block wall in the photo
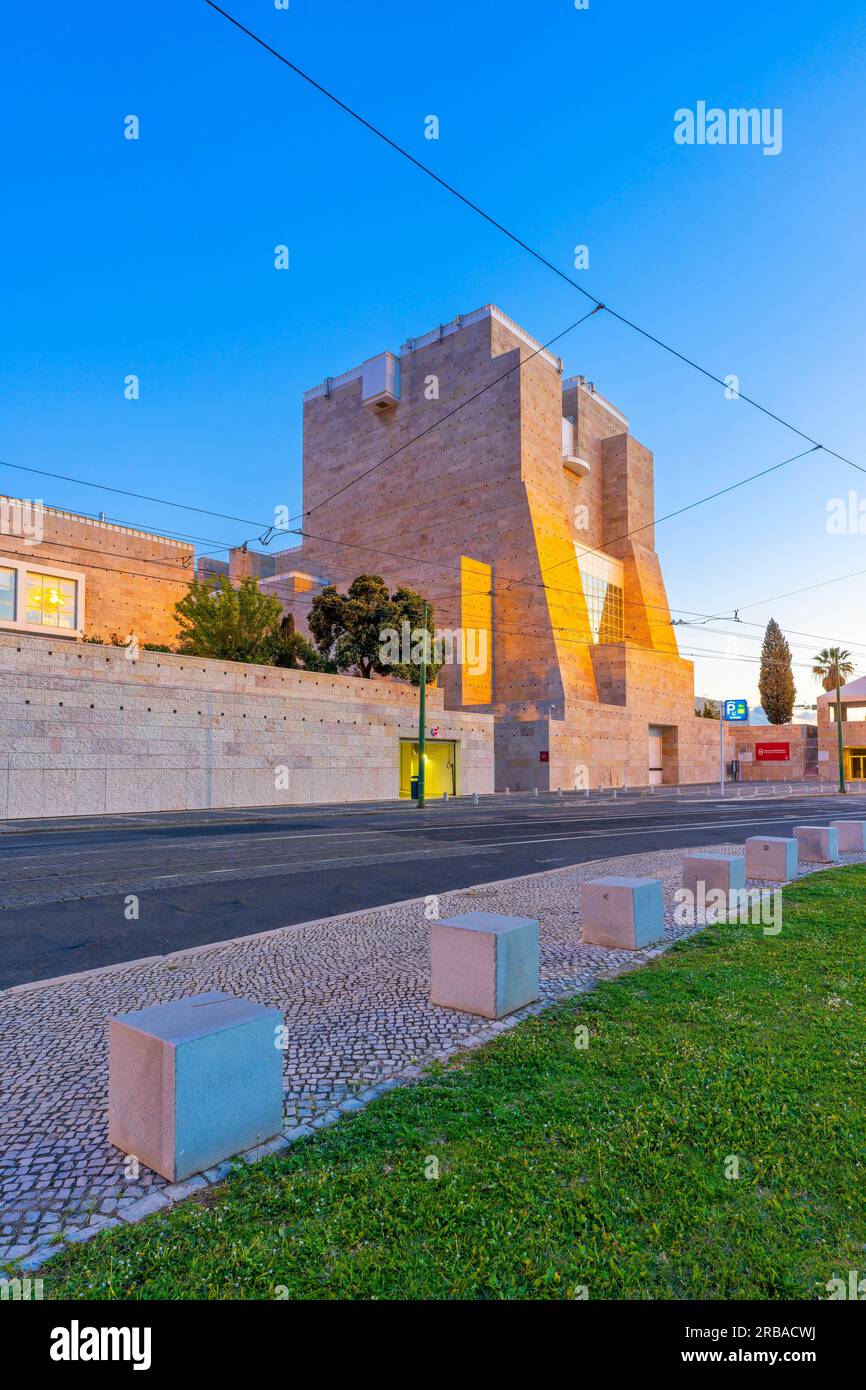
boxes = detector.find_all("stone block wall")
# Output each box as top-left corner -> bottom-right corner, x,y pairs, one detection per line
495,706 -> 728,792
731,722 -> 817,781
0,634 -> 494,818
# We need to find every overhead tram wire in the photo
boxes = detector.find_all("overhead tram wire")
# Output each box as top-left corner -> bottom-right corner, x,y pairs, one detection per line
202,0 -> 866,482
232,307 -> 604,531
0,304 -> 602,559
509,446 -> 821,589
8,456 -> 865,657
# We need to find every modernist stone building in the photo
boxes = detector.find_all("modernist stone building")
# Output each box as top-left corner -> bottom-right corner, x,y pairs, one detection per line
817,675 -> 866,786
0,495 -> 193,648
212,304 -> 722,792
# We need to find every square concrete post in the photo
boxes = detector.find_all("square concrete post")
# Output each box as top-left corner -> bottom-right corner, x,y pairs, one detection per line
109,991 -> 284,1183
793,826 -> 840,863
681,853 -> 746,896
429,912 -> 540,1019
581,876 -> 665,950
744,837 -> 798,881
830,820 -> 866,852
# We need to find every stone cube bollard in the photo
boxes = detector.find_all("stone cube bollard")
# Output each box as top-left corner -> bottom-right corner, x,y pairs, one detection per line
429,912 -> 539,1019
744,836 -> 798,882
681,853 -> 746,896
793,825 -> 840,863
109,991 -> 284,1183
581,876 -> 665,950
830,820 -> 866,852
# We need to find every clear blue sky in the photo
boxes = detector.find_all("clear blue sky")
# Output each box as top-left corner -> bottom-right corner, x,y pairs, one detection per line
3,0 -> 866,708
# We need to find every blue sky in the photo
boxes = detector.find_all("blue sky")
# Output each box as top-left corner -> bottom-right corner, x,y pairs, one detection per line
3,0 -> 866,707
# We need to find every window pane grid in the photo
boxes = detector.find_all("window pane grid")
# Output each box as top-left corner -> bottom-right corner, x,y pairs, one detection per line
24,571 -> 78,629
0,567 -> 15,623
581,572 -> 624,644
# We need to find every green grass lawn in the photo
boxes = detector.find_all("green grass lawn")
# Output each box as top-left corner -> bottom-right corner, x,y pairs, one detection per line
44,865 -> 866,1300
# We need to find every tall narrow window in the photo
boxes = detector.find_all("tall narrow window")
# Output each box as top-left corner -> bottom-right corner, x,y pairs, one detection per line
0,567 -> 16,622
575,547 -> 625,644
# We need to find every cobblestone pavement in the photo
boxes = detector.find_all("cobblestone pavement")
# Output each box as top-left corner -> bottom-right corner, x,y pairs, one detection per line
2,841 -> 863,1271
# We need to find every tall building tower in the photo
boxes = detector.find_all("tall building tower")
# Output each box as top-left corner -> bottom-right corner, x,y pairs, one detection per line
246,305 -> 720,789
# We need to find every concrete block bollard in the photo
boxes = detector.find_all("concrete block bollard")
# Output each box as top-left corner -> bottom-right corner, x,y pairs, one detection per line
830,820 -> 866,852
793,825 -> 840,863
744,836 -> 798,882
681,853 -> 746,896
109,991 -> 284,1183
581,876 -> 665,950
429,912 -> 540,1019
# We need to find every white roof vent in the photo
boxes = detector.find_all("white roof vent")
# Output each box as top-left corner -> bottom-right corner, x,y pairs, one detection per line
362,352 -> 401,412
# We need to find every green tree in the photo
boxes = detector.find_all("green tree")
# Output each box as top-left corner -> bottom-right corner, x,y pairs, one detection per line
813,647 -> 856,794
174,575 -> 283,664
758,619 -> 796,724
811,647 -> 855,693
266,614 -> 331,671
697,699 -> 720,719
308,574 -> 439,684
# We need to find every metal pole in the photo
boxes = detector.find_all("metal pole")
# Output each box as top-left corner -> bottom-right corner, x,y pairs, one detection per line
835,658 -> 846,794
719,708 -> 725,797
416,601 -> 427,808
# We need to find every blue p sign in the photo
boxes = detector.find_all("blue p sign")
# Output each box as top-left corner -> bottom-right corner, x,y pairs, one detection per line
723,699 -> 749,722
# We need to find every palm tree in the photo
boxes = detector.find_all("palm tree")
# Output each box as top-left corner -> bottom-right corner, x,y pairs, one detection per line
812,648 -> 856,793
811,647 -> 855,692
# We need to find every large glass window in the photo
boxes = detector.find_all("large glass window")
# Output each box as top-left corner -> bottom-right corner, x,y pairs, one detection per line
576,547 -> 625,643
25,571 -> 78,630
0,567 -> 15,622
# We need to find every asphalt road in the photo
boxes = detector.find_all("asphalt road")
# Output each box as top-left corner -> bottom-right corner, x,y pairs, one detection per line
0,786 -> 853,989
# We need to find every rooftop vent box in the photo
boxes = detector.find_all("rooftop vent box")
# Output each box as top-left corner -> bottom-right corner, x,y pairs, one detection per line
362,352 -> 401,412
562,416 -> 591,478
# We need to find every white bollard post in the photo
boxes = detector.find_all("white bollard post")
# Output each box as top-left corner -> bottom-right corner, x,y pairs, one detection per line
473,792 -> 479,805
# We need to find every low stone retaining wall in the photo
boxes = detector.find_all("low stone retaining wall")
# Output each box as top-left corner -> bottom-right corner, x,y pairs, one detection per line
0,633 -> 494,817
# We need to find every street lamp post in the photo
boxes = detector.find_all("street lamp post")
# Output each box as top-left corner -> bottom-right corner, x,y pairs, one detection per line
416,601 -> 428,808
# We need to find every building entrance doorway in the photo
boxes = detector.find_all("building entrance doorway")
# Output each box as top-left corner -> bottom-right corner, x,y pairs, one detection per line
399,739 -> 457,798
648,725 -> 664,786
845,747 -> 866,781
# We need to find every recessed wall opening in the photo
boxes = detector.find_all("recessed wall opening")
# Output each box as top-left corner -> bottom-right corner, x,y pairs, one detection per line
399,738 -> 457,798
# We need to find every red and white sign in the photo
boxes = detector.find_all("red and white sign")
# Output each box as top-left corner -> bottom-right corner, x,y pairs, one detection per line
539,751 -> 550,763
755,742 -> 790,761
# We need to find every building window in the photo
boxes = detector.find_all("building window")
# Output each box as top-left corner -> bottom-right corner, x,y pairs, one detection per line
0,566 -> 15,622
0,558 -> 84,636
830,704 -> 866,722
25,572 -> 78,629
576,547 -> 624,643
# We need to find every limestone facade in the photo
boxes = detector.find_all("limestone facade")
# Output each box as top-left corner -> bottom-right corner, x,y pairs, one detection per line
0,633 -> 493,818
730,723 -> 817,782
0,497 -> 192,648
817,676 -> 866,785
245,304 -> 725,789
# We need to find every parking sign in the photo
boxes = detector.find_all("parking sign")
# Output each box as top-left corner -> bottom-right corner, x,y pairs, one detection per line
723,699 -> 749,723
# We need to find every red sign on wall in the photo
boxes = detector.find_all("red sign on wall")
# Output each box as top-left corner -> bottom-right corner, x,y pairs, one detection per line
755,742 -> 790,761
539,751 -> 550,762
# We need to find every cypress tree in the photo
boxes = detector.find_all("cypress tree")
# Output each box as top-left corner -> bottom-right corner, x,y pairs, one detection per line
758,618 -> 796,724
